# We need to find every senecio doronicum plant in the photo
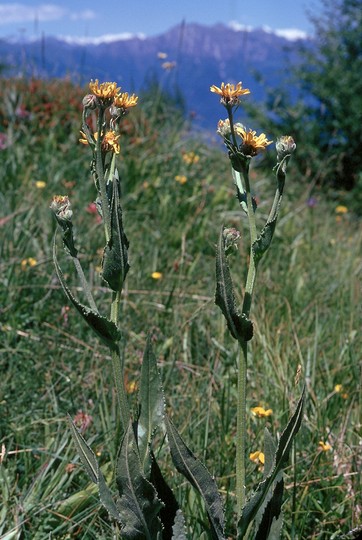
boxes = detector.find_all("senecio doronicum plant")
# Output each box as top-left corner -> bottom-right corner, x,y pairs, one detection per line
50,78 -> 304,540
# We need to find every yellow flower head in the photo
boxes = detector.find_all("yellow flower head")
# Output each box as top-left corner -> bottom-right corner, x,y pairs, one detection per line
210,81 -> 250,107
89,79 -> 120,101
235,125 -> 272,156
182,152 -> 200,165
113,92 -> 139,109
175,175 -> 187,185
21,257 -> 37,270
35,180 -> 46,189
151,271 -> 163,280
318,441 -> 332,452
102,131 -> 121,154
335,205 -> 348,214
334,384 -> 343,393
251,406 -> 273,418
249,451 -> 265,465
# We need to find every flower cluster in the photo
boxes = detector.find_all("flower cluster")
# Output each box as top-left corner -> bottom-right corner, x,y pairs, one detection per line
211,82 -> 273,158
80,80 -> 138,156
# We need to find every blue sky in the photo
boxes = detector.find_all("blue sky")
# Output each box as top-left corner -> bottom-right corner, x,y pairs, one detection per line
0,1 -> 323,42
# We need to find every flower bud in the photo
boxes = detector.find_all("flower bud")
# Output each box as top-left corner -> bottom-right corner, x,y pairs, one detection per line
82,94 -> 98,110
50,195 -> 73,222
223,227 -> 241,252
276,136 -> 296,160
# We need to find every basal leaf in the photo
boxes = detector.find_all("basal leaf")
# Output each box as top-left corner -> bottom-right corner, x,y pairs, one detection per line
150,453 -> 180,539
138,335 -> 165,474
164,414 -> 225,540
116,422 -> 163,539
102,174 -> 130,291
53,239 -> 121,351
237,387 -> 305,538
215,228 -> 253,343
68,416 -> 98,484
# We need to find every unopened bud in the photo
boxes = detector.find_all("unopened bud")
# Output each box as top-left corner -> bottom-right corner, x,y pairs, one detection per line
82,94 -> 98,110
223,227 -> 241,252
50,195 -> 73,222
276,136 -> 296,160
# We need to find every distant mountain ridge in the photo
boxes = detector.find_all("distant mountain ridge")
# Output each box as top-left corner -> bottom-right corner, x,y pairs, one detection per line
0,22 -> 310,129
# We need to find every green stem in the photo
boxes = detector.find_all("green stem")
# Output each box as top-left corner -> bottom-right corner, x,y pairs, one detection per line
236,340 -> 248,517
95,109 -> 111,243
111,347 -> 130,431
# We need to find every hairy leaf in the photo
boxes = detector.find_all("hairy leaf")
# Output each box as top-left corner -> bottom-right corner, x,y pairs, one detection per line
102,174 -> 130,291
68,417 -> 124,523
150,454 -> 180,540
215,228 -> 253,342
237,387 -> 305,538
252,219 -> 277,264
53,239 -> 121,350
138,336 -> 165,475
172,509 -> 189,540
116,422 -> 163,539
165,414 -> 225,540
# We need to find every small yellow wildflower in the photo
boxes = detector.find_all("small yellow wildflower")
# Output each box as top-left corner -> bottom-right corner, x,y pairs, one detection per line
175,175 -> 187,185
103,131 -> 121,154
318,441 -> 332,452
182,152 -> 200,165
35,181 -> 46,189
89,79 -> 119,100
251,406 -> 273,418
162,61 -> 177,70
21,257 -> 37,270
113,92 -> 138,109
126,380 -> 138,393
151,271 -> 163,280
334,384 -> 343,393
249,451 -> 265,465
335,205 -> 348,214
210,82 -> 250,107
235,125 -> 272,156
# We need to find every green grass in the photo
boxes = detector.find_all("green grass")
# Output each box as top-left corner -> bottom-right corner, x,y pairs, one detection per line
0,77 -> 361,539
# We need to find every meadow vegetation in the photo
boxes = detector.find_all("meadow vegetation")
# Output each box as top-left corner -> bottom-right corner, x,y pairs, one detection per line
0,75 -> 361,539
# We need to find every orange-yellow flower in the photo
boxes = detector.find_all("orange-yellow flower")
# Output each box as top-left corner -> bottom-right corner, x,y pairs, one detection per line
235,125 -> 272,156
21,257 -> 37,270
175,175 -> 187,184
318,441 -> 332,452
89,79 -> 119,100
79,130 -> 97,145
251,406 -> 273,418
35,180 -> 46,189
250,451 -> 265,465
151,271 -> 163,280
335,205 -> 348,214
182,152 -> 200,165
210,81 -> 250,107
113,92 -> 138,109
103,131 -> 121,154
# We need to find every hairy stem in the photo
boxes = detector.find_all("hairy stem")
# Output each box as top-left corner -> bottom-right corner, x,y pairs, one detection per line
236,340 -> 248,517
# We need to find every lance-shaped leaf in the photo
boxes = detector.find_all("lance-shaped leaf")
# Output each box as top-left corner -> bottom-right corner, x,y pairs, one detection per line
164,414 -> 225,540
138,336 -> 165,474
172,509 -> 189,540
116,422 -> 164,540
252,218 -> 277,265
68,416 -> 123,523
53,239 -> 121,351
102,174 -> 130,291
237,387 -> 305,538
253,430 -> 284,540
215,228 -> 253,342
150,453 -> 180,539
